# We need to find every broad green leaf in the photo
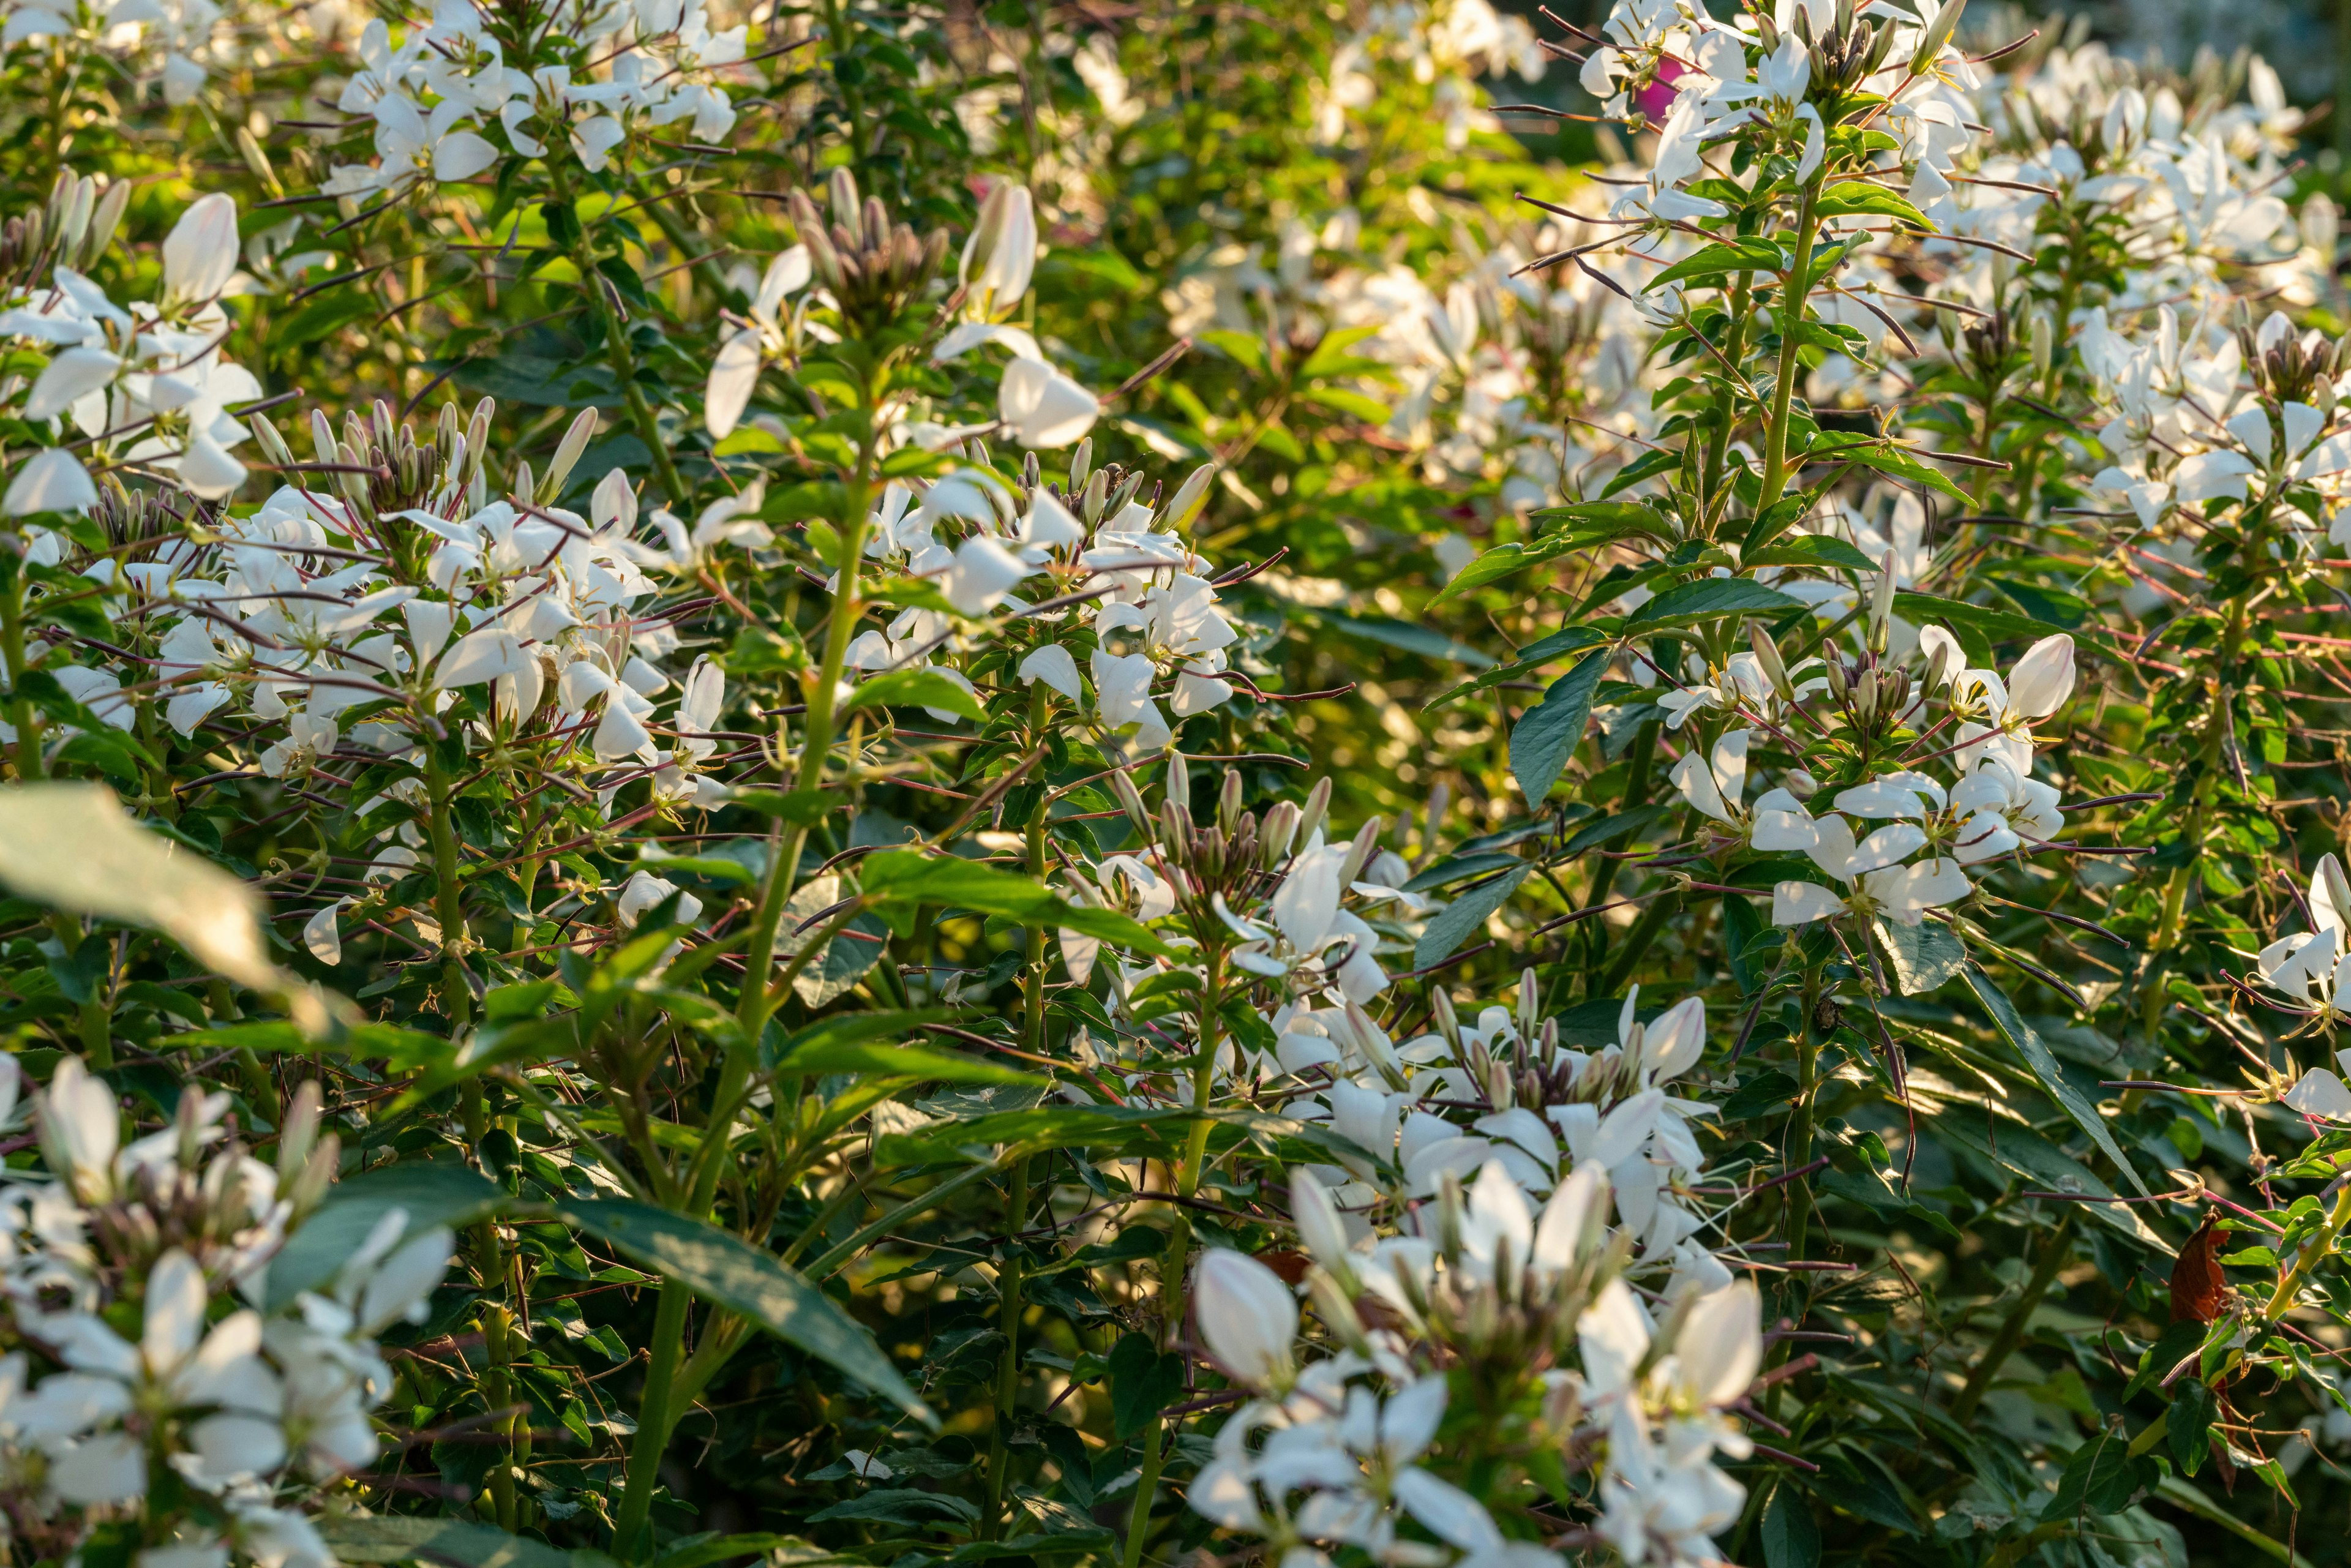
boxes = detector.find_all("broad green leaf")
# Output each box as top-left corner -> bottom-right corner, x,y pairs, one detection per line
651,1537 -> 848,1568
1509,651 -> 1609,803
807,1490 -> 980,1526
727,787 -> 834,825
1427,628 -> 1606,709
1967,966 -> 2150,1198
1622,578 -> 1805,631
771,1039 -> 1043,1086
1647,237 -> 1788,291
2150,1476 -> 2303,1561
1932,1113 -> 2164,1248
1815,184 -> 1934,229
1748,534 -> 1880,575
1990,574 -> 2090,629
844,667 -> 983,721
560,1197 -> 934,1425
1831,442 -> 1971,503
1893,590 -> 2060,650
1311,610 -> 1494,667
268,1162 -> 512,1310
320,1515 -> 615,1568
1413,863 -> 1531,970
0,783 -> 279,992
1426,533 -> 1583,606
858,850 -> 1177,956
760,1008 -> 961,1070
1760,1482 -> 1821,1568
1872,918 -> 1966,996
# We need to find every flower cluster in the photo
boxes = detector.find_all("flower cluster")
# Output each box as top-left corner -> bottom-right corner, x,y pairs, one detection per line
0,1059 -> 448,1565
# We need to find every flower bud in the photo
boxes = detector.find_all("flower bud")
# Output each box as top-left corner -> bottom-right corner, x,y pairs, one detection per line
1869,547 -> 1897,655
1068,437 -> 1093,497
1307,1267 -> 1370,1351
828,167 -> 864,249
1164,748 -> 1190,811
1747,620 -> 1793,700
1910,0 -> 1966,72
1783,768 -> 1820,801
1338,817 -> 1382,888
1430,986 -> 1462,1051
1517,967 -> 1539,1043
278,1080 -> 323,1175
2030,310 -> 2055,378
1296,776 -> 1332,849
1080,466 -> 1111,524
1164,463 -> 1215,532
249,414 -> 294,469
1218,768 -> 1243,834
1194,1247 -> 1298,1390
960,180 -> 1037,312
544,406 -> 599,499
1291,1169 -> 1355,1281
84,178 -> 129,268
1111,767 -> 1155,843
1259,800 -> 1299,866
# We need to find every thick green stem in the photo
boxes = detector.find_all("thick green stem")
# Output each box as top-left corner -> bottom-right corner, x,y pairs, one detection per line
1784,968 -> 1824,1266
612,1279 -> 692,1558
422,745 -> 473,1032
1121,950 -> 1227,1568
1756,183 -> 1823,514
464,1081 -> 518,1530
1950,1213 -> 2075,1421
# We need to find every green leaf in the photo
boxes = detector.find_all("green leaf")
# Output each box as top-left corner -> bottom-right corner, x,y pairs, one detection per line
558,1197 -> 935,1425
844,667 -> 983,721
1832,441 -> 1971,503
1413,864 -> 1531,970
1426,533 -> 1584,606
651,1537 -> 847,1568
1892,590 -> 2054,653
1932,1114 -> 2164,1248
1623,578 -> 1805,631
1509,651 -> 1608,805
320,1515 -> 616,1568
2041,1430 -> 2152,1520
1760,1482 -> 1821,1568
806,1490 -> 980,1526
1815,184 -> 1934,229
728,787 -> 834,826
1965,966 -> 2152,1198
2170,1377 -> 2217,1472
858,850 -> 1177,956
268,1163 -> 512,1310
1648,237 -> 1788,291
1990,574 -> 2090,629
1872,918 -> 1966,996
771,1038 -> 1043,1086
1107,1331 -> 1184,1438
1310,610 -> 1494,667
1747,534 -> 1881,575
760,1008 -> 961,1070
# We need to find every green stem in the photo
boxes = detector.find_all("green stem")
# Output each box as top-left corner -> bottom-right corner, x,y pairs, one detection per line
1757,182 -> 1823,514
986,692 -> 1056,1537
422,743 -> 473,1032
1784,967 -> 1824,1266
2,557 -> 41,783
612,1279 -> 692,1559
1949,1212 -> 2074,1422
464,1081 -> 517,1530
1121,948 -> 1227,1568
546,159 -> 688,509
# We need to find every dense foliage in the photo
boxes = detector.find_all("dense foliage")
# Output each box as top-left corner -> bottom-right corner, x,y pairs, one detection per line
0,3 -> 2349,1567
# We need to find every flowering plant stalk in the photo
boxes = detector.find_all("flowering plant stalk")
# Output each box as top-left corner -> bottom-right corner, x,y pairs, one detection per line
0,1 -> 2343,1567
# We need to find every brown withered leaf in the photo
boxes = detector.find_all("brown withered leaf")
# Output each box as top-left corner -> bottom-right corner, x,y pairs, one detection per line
1254,1248 -> 1310,1285
2169,1216 -> 2227,1325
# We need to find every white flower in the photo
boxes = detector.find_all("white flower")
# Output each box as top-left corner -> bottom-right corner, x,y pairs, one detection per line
1000,356 -> 1100,448
618,870 -> 703,928
1194,1248 -> 1297,1389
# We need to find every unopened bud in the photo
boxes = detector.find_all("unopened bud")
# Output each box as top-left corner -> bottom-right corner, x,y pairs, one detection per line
1296,776 -> 1332,849
1218,768 -> 1243,834
1307,1267 -> 1370,1351
1748,620 -> 1793,700
1431,987 -> 1461,1050
1164,748 -> 1190,811
1111,768 -> 1155,842
544,406 -> 599,499
1784,768 -> 1820,801
1068,438 -> 1093,498
84,178 -> 129,266
1517,967 -> 1539,1043
1869,548 -> 1897,655
278,1081 -> 323,1174
1338,817 -> 1382,888
1260,800 -> 1299,866
1081,467 -> 1111,524
249,415 -> 294,469
2030,310 -> 2054,378
1164,463 -> 1215,532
